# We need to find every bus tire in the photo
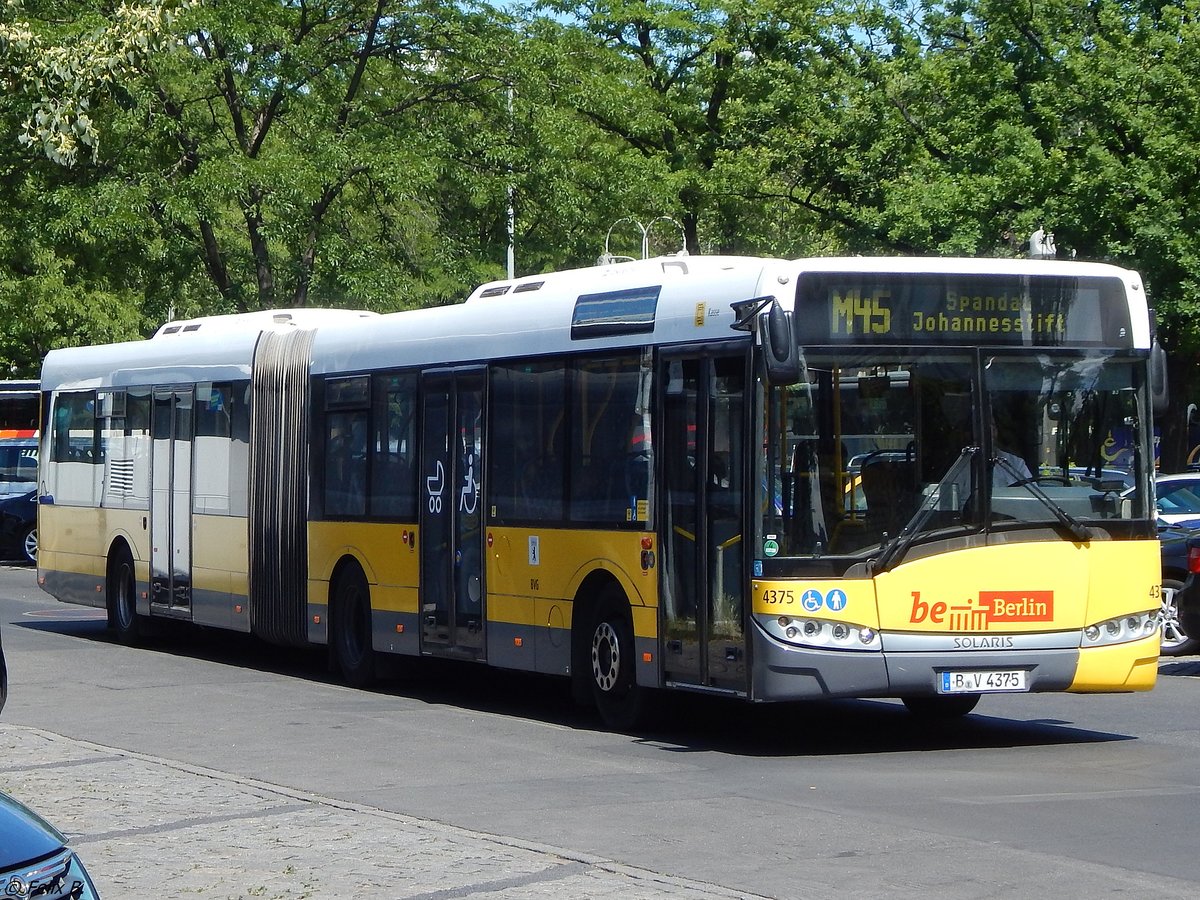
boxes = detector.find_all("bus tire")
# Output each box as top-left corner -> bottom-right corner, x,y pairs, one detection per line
901,693 -> 980,719
587,586 -> 648,731
333,563 -> 376,689
107,546 -> 141,646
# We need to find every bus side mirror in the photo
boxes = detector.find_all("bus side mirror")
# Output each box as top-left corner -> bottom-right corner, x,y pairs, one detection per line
758,300 -> 800,385
1149,339 -> 1168,415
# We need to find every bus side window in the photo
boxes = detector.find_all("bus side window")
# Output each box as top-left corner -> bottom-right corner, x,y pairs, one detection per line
489,361 -> 566,522
569,355 -> 648,525
370,373 -> 417,519
194,383 -> 234,515
52,392 -> 98,464
48,391 -> 100,507
323,376 -> 370,519
325,412 -> 367,517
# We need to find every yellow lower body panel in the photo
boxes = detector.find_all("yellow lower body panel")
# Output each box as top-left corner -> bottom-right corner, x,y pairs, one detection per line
1069,633 -> 1160,692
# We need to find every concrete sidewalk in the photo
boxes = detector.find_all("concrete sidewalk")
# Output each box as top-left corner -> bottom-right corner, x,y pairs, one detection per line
0,724 -> 762,900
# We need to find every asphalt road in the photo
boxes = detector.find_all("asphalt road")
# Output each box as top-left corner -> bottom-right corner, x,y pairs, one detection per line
1,564 -> 1198,899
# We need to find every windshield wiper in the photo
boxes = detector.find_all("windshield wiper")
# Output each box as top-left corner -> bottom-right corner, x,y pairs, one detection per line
869,448 -> 977,576
994,457 -> 1094,543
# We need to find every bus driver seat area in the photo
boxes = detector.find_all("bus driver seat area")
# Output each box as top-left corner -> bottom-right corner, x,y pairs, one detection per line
859,450 -> 919,542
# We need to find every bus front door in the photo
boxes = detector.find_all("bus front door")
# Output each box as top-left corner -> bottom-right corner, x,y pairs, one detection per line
419,370 -> 486,659
150,387 -> 193,613
660,353 -> 747,690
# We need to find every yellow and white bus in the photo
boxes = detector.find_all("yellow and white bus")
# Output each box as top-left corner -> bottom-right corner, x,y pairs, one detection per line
37,255 -> 1166,726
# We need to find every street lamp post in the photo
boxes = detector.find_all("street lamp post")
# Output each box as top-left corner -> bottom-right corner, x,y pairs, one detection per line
598,217 -> 686,265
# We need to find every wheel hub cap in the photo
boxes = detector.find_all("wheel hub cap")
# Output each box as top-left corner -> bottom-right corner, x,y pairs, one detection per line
592,622 -> 620,692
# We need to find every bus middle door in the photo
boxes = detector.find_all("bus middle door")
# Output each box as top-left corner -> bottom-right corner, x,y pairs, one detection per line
150,387 -> 193,614
419,369 -> 486,659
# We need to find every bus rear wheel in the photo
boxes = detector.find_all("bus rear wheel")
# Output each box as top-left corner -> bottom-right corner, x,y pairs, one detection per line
902,694 -> 980,719
333,564 -> 376,689
588,588 -> 649,731
107,547 -> 141,646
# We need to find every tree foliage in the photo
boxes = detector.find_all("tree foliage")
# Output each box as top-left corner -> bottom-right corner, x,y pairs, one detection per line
0,0 -> 190,165
525,0 -> 849,255
791,1 -> 1200,462
123,0 -> 535,314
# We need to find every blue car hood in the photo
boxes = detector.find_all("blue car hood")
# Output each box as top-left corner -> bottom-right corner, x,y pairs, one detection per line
0,791 -> 66,868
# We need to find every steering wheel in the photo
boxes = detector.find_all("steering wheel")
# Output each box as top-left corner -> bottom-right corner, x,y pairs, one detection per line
1008,475 -> 1070,488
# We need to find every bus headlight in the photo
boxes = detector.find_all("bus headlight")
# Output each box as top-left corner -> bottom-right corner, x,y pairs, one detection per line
756,615 -> 882,651
1081,611 -> 1159,648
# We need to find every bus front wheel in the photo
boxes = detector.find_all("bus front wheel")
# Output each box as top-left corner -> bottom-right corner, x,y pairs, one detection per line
107,548 -> 141,646
333,564 -> 376,689
588,588 -> 649,731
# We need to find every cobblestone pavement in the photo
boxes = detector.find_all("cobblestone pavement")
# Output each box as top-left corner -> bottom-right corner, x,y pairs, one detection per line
0,725 -> 764,900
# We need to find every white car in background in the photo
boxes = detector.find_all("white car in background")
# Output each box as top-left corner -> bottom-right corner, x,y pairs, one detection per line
1150,472 -> 1200,524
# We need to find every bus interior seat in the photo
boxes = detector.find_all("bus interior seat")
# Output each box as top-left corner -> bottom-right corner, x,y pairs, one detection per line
860,452 -> 918,538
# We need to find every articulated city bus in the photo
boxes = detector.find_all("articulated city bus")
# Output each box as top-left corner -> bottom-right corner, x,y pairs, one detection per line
37,255 -> 1166,726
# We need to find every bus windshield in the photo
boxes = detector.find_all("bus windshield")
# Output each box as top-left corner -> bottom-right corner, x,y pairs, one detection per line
758,348 -> 1151,565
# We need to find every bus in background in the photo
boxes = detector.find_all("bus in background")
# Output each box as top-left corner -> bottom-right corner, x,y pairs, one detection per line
36,256 -> 1166,727
0,381 -> 40,563
0,380 -> 38,438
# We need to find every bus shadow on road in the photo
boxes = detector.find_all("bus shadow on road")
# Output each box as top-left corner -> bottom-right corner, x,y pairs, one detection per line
15,614 -> 335,684
627,692 -> 1136,757
17,614 -> 1137,756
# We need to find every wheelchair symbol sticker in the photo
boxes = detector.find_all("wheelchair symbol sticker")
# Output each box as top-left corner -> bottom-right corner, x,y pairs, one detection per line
459,452 -> 479,515
801,589 -> 823,613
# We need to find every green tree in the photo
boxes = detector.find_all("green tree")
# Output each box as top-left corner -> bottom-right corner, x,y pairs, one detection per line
0,250 -> 146,375
119,0 -> 535,315
755,0 -> 1200,464
0,0 -> 183,367
526,0 -> 846,255
1,0 -> 545,323
0,0 -> 189,166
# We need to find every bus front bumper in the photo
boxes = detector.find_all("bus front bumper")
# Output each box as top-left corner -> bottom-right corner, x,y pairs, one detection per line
749,624 -> 1158,702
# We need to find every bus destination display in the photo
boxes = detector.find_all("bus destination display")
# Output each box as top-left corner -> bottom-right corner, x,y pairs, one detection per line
796,273 -> 1133,347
